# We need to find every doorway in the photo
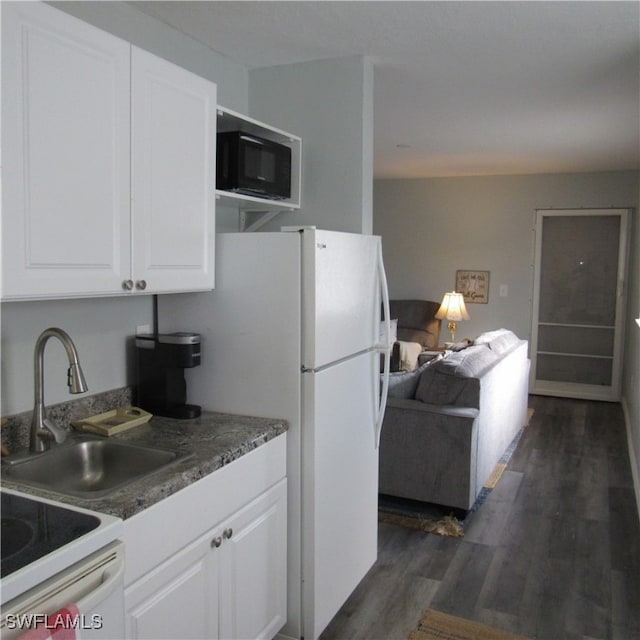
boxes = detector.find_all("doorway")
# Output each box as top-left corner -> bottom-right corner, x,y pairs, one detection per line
530,208 -> 630,401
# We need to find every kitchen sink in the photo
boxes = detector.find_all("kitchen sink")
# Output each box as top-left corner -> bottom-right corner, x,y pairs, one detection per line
2,437 -> 189,499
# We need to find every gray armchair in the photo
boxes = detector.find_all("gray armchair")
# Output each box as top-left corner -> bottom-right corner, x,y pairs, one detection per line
388,300 -> 442,371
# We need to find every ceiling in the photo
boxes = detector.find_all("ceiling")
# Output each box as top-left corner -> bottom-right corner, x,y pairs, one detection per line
131,1 -> 640,179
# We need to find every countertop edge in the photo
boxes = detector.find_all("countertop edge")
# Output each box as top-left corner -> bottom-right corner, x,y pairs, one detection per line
1,411 -> 288,520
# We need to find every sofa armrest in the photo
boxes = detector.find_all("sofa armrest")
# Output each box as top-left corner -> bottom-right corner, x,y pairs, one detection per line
386,397 -> 479,420
379,400 -> 480,510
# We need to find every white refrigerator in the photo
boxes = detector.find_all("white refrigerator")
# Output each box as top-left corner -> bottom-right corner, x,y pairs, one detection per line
159,228 -> 391,640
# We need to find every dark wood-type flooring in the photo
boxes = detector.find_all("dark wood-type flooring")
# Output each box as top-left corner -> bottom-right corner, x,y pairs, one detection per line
320,396 -> 640,640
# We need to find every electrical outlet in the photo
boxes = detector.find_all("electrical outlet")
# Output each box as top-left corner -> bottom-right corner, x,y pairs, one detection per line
136,324 -> 151,336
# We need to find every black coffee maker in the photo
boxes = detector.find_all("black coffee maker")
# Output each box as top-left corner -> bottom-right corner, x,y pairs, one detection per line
136,332 -> 201,419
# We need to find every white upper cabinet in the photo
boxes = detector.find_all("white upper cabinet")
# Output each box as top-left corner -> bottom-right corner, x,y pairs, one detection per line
2,3 -> 131,299
131,47 -> 216,294
1,3 -> 217,300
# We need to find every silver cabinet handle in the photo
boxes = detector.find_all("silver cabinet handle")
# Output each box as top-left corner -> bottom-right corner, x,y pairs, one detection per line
211,537 -> 222,548
135,280 -> 147,291
223,528 -> 233,540
122,280 -> 134,291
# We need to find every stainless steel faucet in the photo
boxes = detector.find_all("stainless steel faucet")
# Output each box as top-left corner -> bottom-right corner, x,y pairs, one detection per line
30,328 -> 88,453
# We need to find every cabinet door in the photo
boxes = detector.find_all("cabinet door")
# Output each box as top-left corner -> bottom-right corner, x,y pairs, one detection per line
126,479 -> 286,640
219,479 -> 287,640
125,532 -> 220,640
131,47 -> 217,294
1,3 -> 131,300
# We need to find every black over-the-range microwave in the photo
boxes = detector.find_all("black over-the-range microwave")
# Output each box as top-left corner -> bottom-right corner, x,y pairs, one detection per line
216,131 -> 292,200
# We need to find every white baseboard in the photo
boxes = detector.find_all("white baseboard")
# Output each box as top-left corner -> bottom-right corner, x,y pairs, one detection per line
621,397 -> 640,524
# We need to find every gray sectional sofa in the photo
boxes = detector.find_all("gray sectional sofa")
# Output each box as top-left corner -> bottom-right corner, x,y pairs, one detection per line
379,329 -> 530,511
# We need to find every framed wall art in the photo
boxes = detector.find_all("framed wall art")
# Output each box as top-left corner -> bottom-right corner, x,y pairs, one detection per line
456,270 -> 489,304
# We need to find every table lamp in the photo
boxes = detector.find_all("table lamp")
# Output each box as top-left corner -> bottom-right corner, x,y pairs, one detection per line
435,291 -> 470,344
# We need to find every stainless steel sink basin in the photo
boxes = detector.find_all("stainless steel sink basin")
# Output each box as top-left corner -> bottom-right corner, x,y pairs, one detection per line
2,437 -> 189,499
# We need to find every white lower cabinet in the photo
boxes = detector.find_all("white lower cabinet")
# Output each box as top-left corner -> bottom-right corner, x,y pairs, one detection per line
221,479 -> 287,639
124,436 -> 287,640
125,532 -> 219,639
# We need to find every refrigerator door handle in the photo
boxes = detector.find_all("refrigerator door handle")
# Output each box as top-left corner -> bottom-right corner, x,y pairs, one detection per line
374,244 -> 391,449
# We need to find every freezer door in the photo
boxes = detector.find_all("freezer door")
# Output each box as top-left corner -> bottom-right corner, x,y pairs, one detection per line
301,229 -> 384,369
302,351 -> 379,640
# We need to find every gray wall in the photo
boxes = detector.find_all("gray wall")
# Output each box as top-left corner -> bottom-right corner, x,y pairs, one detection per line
374,171 -> 639,341
247,56 -> 374,234
374,169 -> 640,507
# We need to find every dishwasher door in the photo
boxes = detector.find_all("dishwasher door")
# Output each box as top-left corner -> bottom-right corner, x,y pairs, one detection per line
1,541 -> 125,640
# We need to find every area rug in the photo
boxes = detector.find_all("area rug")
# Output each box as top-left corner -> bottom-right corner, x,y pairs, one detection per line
409,609 -> 529,640
378,409 -> 534,537
378,510 -> 464,537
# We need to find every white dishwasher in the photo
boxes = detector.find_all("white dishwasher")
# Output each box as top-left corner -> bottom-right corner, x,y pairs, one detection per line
1,489 -> 125,640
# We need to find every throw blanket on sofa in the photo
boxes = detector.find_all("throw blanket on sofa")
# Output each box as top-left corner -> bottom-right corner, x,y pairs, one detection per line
397,341 -> 423,371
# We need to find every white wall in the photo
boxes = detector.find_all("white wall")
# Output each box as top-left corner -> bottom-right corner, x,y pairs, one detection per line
1,2 -> 249,416
1,298 -> 152,416
49,1 -> 248,112
246,56 -> 374,234
374,171 -> 639,341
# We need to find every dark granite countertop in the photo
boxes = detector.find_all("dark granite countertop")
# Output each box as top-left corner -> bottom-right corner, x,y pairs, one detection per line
1,411 -> 288,520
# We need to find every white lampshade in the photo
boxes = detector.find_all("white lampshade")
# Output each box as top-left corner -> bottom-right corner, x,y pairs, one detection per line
435,291 -> 469,343
435,292 -> 470,322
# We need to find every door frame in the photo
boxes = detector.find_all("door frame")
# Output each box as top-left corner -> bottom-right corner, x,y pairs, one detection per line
530,208 -> 630,401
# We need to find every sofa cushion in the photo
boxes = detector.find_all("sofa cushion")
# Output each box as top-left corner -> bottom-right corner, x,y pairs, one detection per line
449,339 -> 473,352
387,354 -> 443,399
414,369 -> 481,407
413,345 -> 498,407
473,328 -> 520,355
387,368 -> 422,400
435,344 -> 499,378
